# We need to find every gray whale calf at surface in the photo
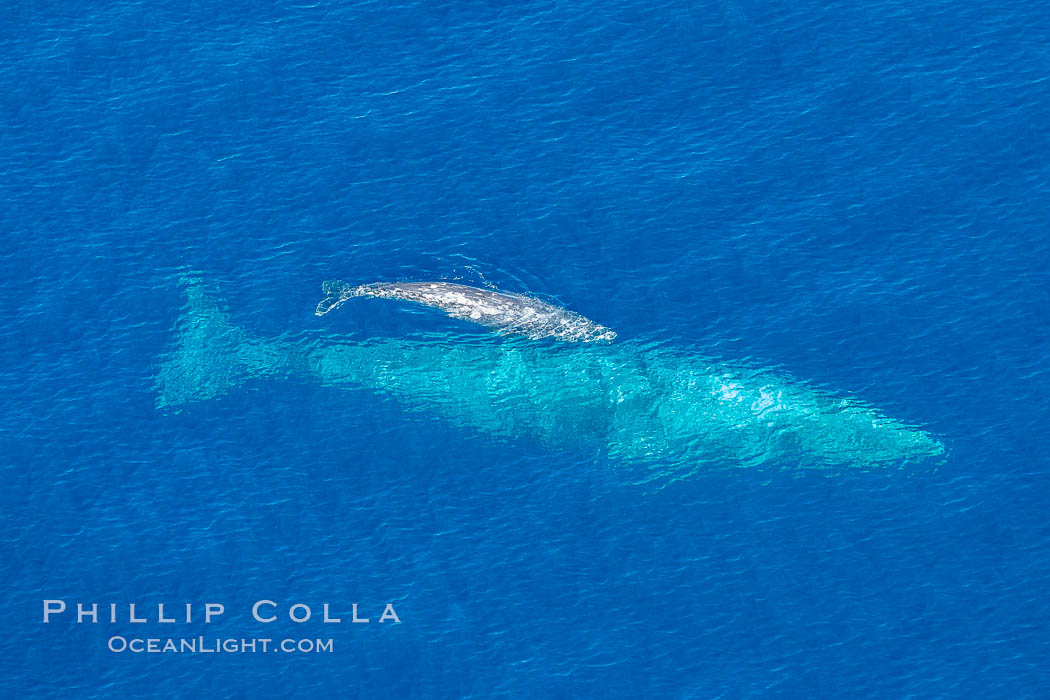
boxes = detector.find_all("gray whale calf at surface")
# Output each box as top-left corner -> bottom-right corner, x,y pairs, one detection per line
316,280 -> 617,343
156,277 -> 945,480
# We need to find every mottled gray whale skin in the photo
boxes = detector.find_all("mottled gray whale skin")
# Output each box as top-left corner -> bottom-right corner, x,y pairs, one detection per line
316,280 -> 617,343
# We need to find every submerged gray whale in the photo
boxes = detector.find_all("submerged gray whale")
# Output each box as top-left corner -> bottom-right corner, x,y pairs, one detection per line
316,280 -> 617,343
155,277 -> 945,479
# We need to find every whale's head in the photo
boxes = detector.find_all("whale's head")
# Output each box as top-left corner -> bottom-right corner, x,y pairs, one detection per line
587,326 -> 618,343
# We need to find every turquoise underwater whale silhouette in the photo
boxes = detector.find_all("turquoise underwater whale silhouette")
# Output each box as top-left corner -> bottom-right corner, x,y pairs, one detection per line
155,277 -> 944,477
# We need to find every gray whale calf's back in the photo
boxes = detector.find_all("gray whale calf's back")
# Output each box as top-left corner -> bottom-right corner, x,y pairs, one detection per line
316,280 -> 617,343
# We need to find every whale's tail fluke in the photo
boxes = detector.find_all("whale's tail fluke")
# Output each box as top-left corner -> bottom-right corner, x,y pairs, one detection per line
154,276 -> 290,410
315,279 -> 362,316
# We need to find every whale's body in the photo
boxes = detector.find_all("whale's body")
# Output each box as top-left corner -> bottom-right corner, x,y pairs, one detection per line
156,278 -> 945,479
316,280 -> 617,343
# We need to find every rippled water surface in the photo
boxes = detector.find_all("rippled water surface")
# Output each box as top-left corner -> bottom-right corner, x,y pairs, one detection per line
3,0 -> 1049,697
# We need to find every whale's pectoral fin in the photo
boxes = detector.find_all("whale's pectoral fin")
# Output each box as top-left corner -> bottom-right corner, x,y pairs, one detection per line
315,279 -> 355,316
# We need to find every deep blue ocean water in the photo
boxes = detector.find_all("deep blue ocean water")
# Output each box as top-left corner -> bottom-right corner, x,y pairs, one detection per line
3,0 -> 1050,697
